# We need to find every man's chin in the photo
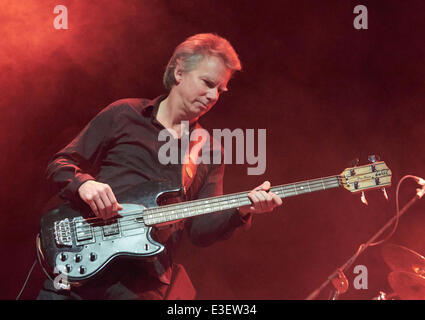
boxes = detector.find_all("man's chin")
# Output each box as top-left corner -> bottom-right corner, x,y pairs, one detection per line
192,105 -> 209,116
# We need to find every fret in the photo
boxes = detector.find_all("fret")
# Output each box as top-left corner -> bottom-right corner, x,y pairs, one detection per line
283,186 -> 296,197
294,182 -> 310,195
238,198 -> 251,207
309,179 -> 328,193
279,186 -> 286,198
221,203 -> 231,210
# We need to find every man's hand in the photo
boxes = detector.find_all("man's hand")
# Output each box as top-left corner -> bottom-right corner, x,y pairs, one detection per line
239,181 -> 283,217
78,180 -> 123,220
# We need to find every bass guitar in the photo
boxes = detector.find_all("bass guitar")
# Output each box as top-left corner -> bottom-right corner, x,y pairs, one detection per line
37,161 -> 392,286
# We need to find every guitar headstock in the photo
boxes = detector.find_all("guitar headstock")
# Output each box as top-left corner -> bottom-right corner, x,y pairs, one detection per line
340,161 -> 392,193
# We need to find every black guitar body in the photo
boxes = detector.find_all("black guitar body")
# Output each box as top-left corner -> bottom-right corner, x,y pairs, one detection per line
37,180 -> 182,285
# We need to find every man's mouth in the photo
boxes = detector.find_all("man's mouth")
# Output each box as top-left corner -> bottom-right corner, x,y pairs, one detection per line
197,101 -> 208,109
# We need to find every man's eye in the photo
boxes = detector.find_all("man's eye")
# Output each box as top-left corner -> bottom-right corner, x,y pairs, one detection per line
203,80 -> 214,88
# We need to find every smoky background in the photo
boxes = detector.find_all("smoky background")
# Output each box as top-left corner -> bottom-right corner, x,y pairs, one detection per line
1,0 -> 424,299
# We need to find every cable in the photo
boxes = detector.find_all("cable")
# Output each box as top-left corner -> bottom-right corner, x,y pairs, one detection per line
15,259 -> 37,300
16,233 -> 55,300
306,174 -> 424,300
368,175 -> 423,247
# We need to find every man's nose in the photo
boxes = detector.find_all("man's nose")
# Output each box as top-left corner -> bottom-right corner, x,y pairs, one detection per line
206,87 -> 219,101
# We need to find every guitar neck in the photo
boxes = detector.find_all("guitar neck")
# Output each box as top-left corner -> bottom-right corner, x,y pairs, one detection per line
142,175 -> 342,226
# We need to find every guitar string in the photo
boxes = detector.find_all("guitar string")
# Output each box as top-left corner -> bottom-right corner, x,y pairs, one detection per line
143,176 -> 342,223
126,175 -> 342,222
63,178 -> 342,241
56,177 -> 343,241
70,175 -> 342,224
53,166 -> 389,238
61,178 -> 342,239
80,176 -> 342,225
64,173 -> 386,242
73,174 -> 351,229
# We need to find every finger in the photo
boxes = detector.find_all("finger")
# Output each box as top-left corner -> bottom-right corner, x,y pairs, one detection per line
81,193 -> 100,218
112,193 -> 124,211
104,186 -> 119,217
259,190 -> 275,211
247,192 -> 258,212
105,186 -> 124,211
254,181 -> 269,192
87,199 -> 100,218
255,191 -> 269,211
271,192 -> 283,206
260,180 -> 271,191
99,191 -> 113,220
250,192 -> 265,212
93,194 -> 107,220
255,190 -> 274,212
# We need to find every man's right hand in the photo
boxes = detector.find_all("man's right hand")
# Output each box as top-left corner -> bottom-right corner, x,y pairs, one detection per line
78,180 -> 123,220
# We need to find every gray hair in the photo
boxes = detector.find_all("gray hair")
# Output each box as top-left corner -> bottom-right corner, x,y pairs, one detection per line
163,33 -> 242,90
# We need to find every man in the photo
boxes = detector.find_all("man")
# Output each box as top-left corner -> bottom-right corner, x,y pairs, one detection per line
37,33 -> 282,300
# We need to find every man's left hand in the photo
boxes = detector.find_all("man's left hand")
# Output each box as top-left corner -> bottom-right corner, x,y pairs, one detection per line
239,181 -> 283,217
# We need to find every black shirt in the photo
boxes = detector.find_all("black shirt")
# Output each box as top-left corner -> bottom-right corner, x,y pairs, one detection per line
46,95 -> 251,282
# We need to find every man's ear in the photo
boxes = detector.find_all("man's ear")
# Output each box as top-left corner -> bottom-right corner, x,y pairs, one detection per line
174,61 -> 184,85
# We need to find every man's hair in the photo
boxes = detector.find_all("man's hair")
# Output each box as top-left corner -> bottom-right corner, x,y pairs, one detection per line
163,33 -> 242,90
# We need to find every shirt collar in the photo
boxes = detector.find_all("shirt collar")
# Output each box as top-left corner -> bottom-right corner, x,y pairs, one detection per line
141,94 -> 168,119
142,94 -> 199,131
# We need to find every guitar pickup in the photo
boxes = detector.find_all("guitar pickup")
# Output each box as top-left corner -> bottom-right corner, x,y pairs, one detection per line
102,222 -> 120,238
74,219 -> 94,243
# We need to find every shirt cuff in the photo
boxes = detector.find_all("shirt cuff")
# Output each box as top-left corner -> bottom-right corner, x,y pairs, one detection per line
235,209 -> 253,231
60,173 -> 95,202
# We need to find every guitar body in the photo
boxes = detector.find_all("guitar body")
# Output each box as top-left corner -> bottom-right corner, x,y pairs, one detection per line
37,181 -> 182,285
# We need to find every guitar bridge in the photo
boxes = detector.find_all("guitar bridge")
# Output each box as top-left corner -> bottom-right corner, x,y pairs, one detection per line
54,218 -> 72,247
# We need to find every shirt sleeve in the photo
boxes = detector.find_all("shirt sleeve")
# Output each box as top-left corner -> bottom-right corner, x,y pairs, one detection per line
187,160 -> 253,247
46,106 -> 114,203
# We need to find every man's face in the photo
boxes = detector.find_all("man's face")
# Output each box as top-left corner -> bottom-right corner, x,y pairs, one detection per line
174,55 -> 231,119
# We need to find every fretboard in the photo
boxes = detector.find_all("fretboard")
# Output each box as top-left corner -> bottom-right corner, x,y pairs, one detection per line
143,175 -> 342,226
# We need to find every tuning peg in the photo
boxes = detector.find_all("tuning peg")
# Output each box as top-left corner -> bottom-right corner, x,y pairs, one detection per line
381,188 -> 389,200
368,155 -> 380,163
360,191 -> 368,205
